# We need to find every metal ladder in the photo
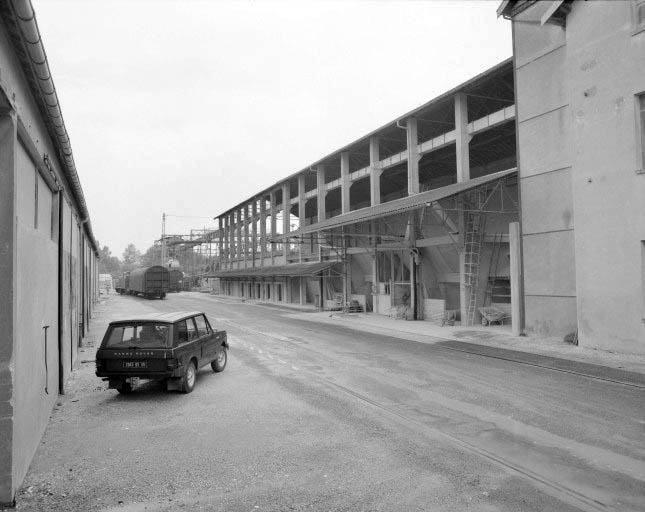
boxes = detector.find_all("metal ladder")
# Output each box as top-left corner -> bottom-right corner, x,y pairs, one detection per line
464,209 -> 486,326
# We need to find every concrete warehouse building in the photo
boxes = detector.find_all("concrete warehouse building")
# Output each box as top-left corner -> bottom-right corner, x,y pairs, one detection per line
211,59 -> 520,330
0,0 -> 99,506
499,0 -> 645,354
210,0 -> 645,356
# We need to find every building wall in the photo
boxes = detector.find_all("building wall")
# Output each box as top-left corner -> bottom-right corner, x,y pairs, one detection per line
512,2 -> 578,336
565,1 -> 645,353
13,142 -> 59,494
0,15 -> 99,506
513,1 -> 645,353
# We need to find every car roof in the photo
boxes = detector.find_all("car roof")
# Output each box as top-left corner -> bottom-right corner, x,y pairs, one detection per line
108,311 -> 206,325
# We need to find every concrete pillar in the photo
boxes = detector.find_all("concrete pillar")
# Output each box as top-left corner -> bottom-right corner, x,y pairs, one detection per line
282,183 -> 290,258
0,110 -> 17,507
218,218 -> 224,261
455,93 -> 470,323
455,93 -> 470,183
510,222 -> 523,336
317,165 -> 326,222
406,117 -> 420,194
243,204 -> 250,267
299,277 -> 305,305
270,190 -> 277,263
251,200 -> 257,267
369,136 -> 381,206
259,195 -> 267,266
229,213 -> 235,266
298,174 -> 306,263
341,151 -> 350,214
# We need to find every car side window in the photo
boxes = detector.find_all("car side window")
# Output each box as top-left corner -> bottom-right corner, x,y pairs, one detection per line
185,317 -> 198,341
193,315 -> 210,337
176,320 -> 189,346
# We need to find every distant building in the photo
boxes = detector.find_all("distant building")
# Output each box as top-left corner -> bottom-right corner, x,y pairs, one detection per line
0,1 -> 99,505
499,0 -> 645,353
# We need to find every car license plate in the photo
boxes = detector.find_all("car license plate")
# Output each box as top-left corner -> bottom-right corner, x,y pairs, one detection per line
123,361 -> 147,369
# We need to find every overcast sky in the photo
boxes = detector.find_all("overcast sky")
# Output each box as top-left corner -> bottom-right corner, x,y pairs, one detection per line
33,0 -> 511,258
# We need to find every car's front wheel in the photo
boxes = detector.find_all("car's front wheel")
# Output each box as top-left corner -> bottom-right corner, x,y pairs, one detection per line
181,360 -> 197,393
211,349 -> 227,373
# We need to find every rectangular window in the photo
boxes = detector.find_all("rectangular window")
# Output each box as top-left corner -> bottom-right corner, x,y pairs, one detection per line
33,169 -> 38,229
642,241 -> 645,322
635,0 -> 645,33
51,191 -> 59,241
638,94 -> 645,170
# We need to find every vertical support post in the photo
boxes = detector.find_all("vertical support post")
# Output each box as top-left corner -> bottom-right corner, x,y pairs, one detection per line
341,151 -> 350,214
259,195 -> 267,266
317,165 -> 326,223
243,204 -> 250,268
510,222 -> 523,336
455,93 -> 470,324
407,117 -> 419,194
217,217 -> 224,262
298,174 -> 306,263
251,199 -> 257,267
0,111 -> 17,493
369,136 -> 381,206
455,93 -> 470,183
229,212 -> 235,268
299,277 -> 305,305
270,190 -> 277,264
282,182 -> 290,259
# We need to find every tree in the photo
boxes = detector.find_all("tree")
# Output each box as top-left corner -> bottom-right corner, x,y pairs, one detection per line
140,244 -> 162,268
122,243 -> 141,272
97,244 -> 121,277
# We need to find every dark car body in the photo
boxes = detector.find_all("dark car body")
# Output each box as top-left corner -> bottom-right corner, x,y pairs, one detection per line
95,311 -> 228,393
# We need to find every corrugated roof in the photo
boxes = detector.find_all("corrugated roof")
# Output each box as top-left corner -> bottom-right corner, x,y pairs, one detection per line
286,168 -> 517,237
209,261 -> 338,279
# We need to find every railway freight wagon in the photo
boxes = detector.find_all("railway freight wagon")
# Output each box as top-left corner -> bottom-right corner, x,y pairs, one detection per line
169,269 -> 184,293
126,266 -> 169,299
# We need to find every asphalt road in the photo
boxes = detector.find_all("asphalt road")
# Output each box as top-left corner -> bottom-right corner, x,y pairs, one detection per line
14,292 -> 645,512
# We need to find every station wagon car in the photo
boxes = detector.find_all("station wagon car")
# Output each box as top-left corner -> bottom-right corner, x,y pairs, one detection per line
95,311 -> 228,394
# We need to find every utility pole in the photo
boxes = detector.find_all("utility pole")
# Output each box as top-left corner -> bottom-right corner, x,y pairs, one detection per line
161,212 -> 166,266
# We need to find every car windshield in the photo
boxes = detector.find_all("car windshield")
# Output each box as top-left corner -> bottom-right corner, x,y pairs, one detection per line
104,322 -> 171,348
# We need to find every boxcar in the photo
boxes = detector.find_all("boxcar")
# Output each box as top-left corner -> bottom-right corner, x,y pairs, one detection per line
127,266 -> 169,299
169,269 -> 184,293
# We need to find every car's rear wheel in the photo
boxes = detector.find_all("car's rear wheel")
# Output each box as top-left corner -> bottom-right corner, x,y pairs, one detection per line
117,380 -> 133,394
211,349 -> 227,373
181,360 -> 197,393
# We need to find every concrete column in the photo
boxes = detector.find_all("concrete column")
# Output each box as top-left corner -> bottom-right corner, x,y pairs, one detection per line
455,93 -> 470,183
270,190 -> 277,263
282,183 -> 290,236
218,218 -> 224,261
298,174 -> 306,226
251,200 -> 257,267
298,174 -> 306,263
341,151 -> 350,214
237,209 -> 243,262
510,222 -> 523,336
282,183 -> 290,259
222,217 -> 228,267
317,165 -> 326,222
299,277 -> 305,305
243,205 -> 250,267
0,111 -> 17,506
259,195 -> 267,266
369,136 -> 381,206
229,213 -> 235,266
406,117 -> 419,194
